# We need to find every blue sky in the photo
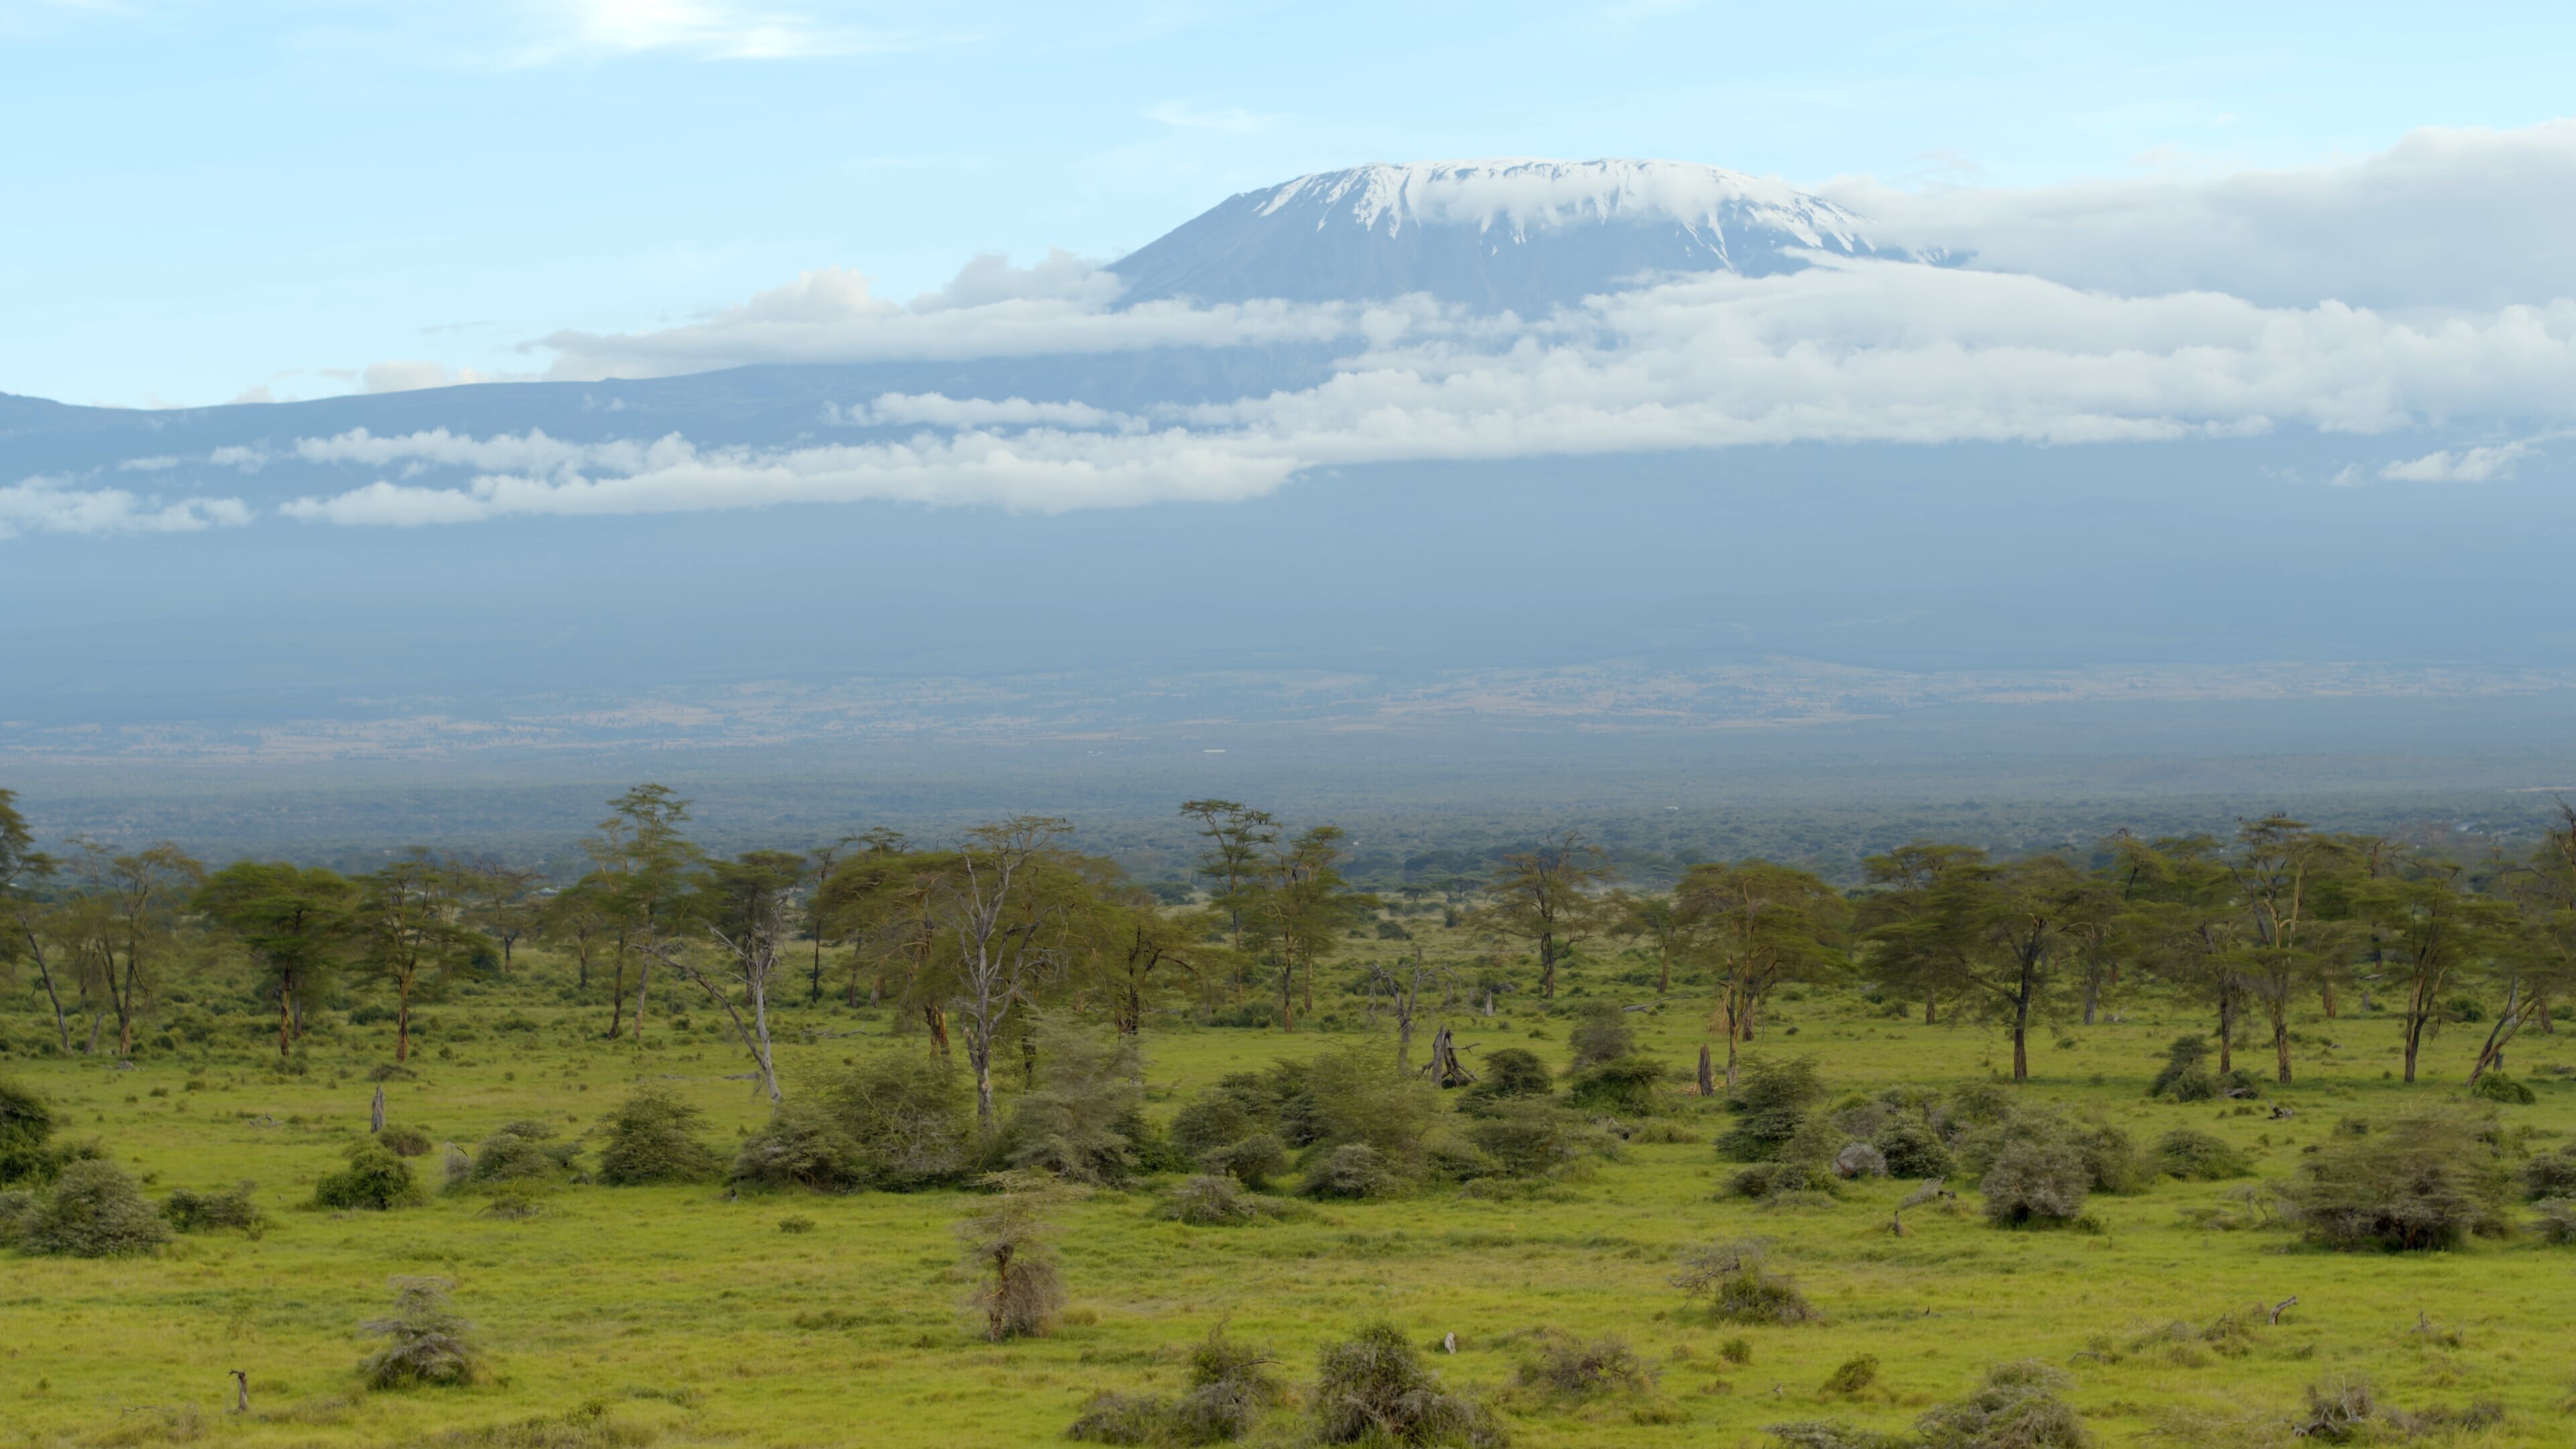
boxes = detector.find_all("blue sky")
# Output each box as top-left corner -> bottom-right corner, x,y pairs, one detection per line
5,1 -> 2575,409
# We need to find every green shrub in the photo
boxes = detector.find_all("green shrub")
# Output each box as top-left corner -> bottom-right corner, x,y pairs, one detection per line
1313,1323 -> 1507,1448
2470,1072 -> 2536,1105
747,1052 -> 975,1192
2521,1146 -> 2576,1200
1007,1022 -> 1143,1184
1466,1102 -> 1579,1180
1913,1361 -> 2087,1449
359,1277 -> 480,1389
0,1187 -> 32,1248
1302,1143 -> 1402,1200
1718,1058 -> 1827,1161
1459,1049 -> 1553,1116
1981,1138 -> 2089,1228
2533,1197 -> 2576,1244
314,1143 -> 425,1211
1067,1392 -> 1167,1444
163,1181 -> 262,1233
1671,1240 -> 1817,1324
733,1101 -> 865,1192
596,1087 -> 722,1185
1201,1132 -> 1289,1189
1874,1118 -> 1953,1178
2072,1121 -> 2147,1193
1819,1354 -> 1880,1396
2153,1129 -> 2252,1181
19,1160 -> 172,1256
1517,1333 -> 1651,1397
1564,1058 -> 1666,1116
465,1122 -> 579,1185
0,1075 -> 56,1185
1566,1004 -> 1637,1070
376,1124 -> 435,1157
1298,1049 -> 1442,1182
1171,1086 -> 1264,1157
2286,1106 -> 2512,1251
1067,1325 -> 1283,1444
1178,1067 -> 1303,1146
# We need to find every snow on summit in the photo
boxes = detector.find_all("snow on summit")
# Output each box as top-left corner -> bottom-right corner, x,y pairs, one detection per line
1110,158 -> 1911,313
1254,159 -> 1869,250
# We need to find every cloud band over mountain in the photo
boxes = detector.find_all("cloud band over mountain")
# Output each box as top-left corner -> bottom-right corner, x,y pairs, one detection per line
11,128 -> 2576,537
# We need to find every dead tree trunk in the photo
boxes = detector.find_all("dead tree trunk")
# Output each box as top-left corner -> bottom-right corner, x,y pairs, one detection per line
370,1085 -> 386,1134
1697,1042 -> 1716,1097
1425,1026 -> 1475,1087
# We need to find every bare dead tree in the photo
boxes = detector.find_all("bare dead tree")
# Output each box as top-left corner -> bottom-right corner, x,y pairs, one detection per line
938,818 -> 1076,1127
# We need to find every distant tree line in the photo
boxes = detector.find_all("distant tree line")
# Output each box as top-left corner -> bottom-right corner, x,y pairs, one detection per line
5,784 -> 2571,1103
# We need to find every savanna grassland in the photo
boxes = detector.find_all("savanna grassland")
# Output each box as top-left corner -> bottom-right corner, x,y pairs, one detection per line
6,920 -> 2575,1449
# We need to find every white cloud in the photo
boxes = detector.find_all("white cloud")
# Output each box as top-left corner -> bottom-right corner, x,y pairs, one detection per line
0,476 -> 251,540
521,0 -> 902,60
2379,442 -> 2535,482
280,258 -> 2576,527
1824,121 -> 2576,310
533,259 -> 1396,378
1145,101 -> 1279,134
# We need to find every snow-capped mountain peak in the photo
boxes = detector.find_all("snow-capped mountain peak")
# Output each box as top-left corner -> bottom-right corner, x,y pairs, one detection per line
1110,158 -> 1909,312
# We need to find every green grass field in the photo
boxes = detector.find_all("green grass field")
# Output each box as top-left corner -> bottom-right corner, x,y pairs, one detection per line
7,940 -> 2575,1449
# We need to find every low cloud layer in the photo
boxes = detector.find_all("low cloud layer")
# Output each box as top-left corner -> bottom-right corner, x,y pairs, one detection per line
269,256 -> 2576,523
0,477 -> 250,541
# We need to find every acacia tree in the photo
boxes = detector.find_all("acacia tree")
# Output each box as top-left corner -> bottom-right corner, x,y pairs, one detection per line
195,861 -> 355,1057
661,850 -> 804,1102
353,849 -> 476,1063
2477,804 -> 2576,1081
1181,799 -> 1277,973
455,861 -> 544,971
938,817 -> 1079,1126
1478,832 -> 1617,1000
2123,834 -> 2254,1073
1872,854 -> 2092,1081
2227,816 -> 2343,1084
0,789 -> 70,1052
1244,825 -> 1373,1028
590,786 -> 700,1044
539,877 -> 614,995
1675,860 -> 1845,1090
817,844 -> 958,1043
62,840 -> 202,1059
1613,892 -> 1692,996
1858,843 -> 1986,1024
2361,863 -> 2511,1084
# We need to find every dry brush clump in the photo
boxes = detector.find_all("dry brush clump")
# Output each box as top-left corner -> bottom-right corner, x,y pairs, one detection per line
1163,1173 -> 1301,1226
359,1277 -> 481,1389
2282,1106 -> 2512,1251
1066,1325 -> 1287,1445
1311,1323 -> 1507,1448
1672,1240 -> 1817,1324
1512,1331 -> 1653,1399
1768,1360 -> 2088,1449
959,1190 -> 1065,1341
162,1180 -> 262,1234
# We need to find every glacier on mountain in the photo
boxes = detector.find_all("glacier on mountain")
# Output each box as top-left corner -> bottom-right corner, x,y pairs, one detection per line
1108,158 -> 1923,313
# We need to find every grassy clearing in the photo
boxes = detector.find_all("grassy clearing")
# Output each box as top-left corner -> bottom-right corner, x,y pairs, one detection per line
6,951 -> 2576,1448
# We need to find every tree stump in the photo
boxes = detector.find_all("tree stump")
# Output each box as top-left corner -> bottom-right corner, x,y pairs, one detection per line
370,1085 -> 386,1135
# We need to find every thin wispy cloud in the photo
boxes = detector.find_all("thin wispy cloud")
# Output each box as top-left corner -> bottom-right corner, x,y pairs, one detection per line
518,0 -> 932,62
1145,101 -> 1282,134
